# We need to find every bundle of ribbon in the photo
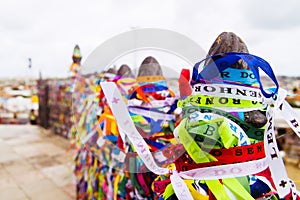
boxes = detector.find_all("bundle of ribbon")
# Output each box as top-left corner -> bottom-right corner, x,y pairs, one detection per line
46,79 -> 73,138
72,71 -> 126,199
72,56 -> 186,199
101,52 -> 300,199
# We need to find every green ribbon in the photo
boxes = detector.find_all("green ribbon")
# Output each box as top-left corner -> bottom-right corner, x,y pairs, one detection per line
205,180 -> 231,200
235,176 -> 250,193
219,120 -> 239,148
117,176 -> 128,198
223,178 -> 254,200
128,157 -> 145,196
188,118 -> 238,149
162,183 -> 175,200
205,178 -> 254,200
178,94 -> 264,109
182,106 -> 265,141
188,120 -> 222,147
178,118 -> 217,163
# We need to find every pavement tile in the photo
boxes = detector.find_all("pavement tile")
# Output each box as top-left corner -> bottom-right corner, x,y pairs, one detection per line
0,174 -> 18,189
0,165 -> 7,178
0,151 -> 22,163
11,170 -> 45,185
42,143 -> 66,157
0,185 -> 29,200
0,125 -> 76,199
52,154 -> 73,165
3,160 -> 32,175
27,154 -> 61,169
20,178 -> 58,196
12,143 -> 46,158
0,126 -> 26,140
48,136 -> 70,149
62,183 -> 76,199
13,142 -> 65,158
0,140 -> 13,153
41,164 -> 75,187
0,124 -> 36,135
30,188 -> 73,200
5,134 -> 42,146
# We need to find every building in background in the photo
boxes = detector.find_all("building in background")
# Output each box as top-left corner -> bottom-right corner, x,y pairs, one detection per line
0,78 -> 38,124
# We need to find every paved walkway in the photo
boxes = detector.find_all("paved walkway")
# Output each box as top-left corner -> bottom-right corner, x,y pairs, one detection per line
0,125 -> 75,200
1,125 -> 300,199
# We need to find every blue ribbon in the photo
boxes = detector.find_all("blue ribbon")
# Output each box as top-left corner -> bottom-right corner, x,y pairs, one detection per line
103,135 -> 118,143
219,68 -> 259,85
192,52 -> 279,98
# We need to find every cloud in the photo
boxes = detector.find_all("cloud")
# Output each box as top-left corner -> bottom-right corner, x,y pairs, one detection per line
242,0 -> 300,30
0,0 -> 299,78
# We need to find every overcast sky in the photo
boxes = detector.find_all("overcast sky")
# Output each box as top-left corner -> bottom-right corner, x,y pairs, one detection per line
1,0 -> 300,79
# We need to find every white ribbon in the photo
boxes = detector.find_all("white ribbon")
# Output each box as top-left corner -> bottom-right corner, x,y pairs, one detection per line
263,88 -> 300,199
127,98 -> 177,108
179,157 -> 269,180
170,171 -> 194,200
101,82 -> 169,175
128,107 -> 175,121
103,82 -> 300,199
192,83 -> 263,102
101,82 -> 274,199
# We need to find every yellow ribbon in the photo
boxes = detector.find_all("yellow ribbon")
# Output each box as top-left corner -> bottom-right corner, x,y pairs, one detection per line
162,183 -> 174,199
184,180 -> 209,200
178,118 -> 217,163
136,75 -> 166,82
114,174 -> 120,200
178,94 -> 264,109
205,180 -> 231,200
184,117 -> 239,151
218,120 -> 238,148
222,178 -> 254,200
